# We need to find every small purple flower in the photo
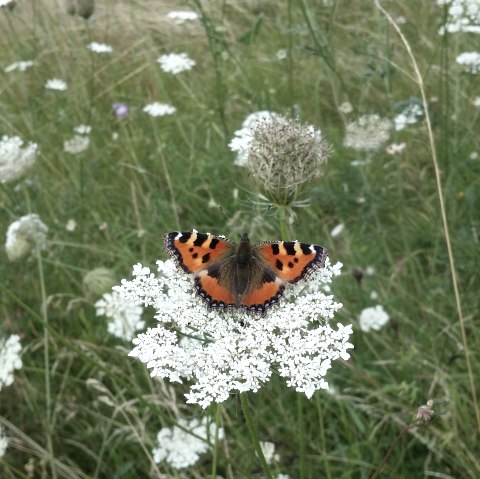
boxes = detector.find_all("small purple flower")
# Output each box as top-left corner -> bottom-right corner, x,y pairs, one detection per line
112,103 -> 128,118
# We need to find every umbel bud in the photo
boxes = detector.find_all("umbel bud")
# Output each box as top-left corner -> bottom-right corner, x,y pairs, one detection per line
247,117 -> 331,207
5,214 -> 48,262
83,267 -> 117,300
65,0 -> 94,19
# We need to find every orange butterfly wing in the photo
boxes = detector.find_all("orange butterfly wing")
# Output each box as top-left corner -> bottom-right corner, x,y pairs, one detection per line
194,271 -> 236,309
258,241 -> 327,283
240,275 -> 286,313
164,230 -> 231,273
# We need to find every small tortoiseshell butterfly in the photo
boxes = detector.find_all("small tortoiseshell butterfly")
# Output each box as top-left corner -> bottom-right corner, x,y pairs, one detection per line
164,230 -> 328,314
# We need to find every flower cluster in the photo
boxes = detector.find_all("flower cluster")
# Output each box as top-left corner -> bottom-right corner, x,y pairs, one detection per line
157,53 -> 195,74
394,103 -> 423,131
344,114 -> 392,152
0,426 -> 7,459
166,10 -> 199,23
45,78 -> 68,91
0,135 -> 37,184
456,51 -> 480,74
437,0 -> 480,34
358,305 -> 390,332
4,60 -> 35,73
87,42 -> 113,54
95,291 -> 144,341
152,417 -> 223,469
64,125 -> 91,154
229,111 -> 283,167
5,214 -> 48,261
117,257 -> 352,408
143,102 -> 176,117
0,334 -> 22,391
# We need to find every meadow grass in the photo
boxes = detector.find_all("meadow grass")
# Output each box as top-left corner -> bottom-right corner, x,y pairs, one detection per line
1,0 -> 480,478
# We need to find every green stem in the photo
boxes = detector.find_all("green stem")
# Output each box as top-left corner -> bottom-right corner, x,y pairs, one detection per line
315,394 -> 332,479
211,403 -> 222,478
278,207 -> 288,241
36,247 -> 58,479
297,394 -> 306,479
240,393 -> 273,479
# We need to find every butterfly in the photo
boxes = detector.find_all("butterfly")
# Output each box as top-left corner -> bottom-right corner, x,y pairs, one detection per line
163,230 -> 328,314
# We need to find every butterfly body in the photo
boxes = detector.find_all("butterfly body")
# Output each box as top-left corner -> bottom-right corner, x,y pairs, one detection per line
164,230 -> 327,314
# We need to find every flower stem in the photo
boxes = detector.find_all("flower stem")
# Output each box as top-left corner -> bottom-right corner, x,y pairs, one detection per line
297,394 -> 306,479
211,403 -> 222,479
240,393 -> 273,479
36,246 -> 58,479
278,206 -> 289,241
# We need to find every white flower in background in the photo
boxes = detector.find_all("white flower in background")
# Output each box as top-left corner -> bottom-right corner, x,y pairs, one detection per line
437,0 -> 480,35
4,60 -> 35,73
0,0 -> 14,7
456,51 -> 480,74
276,49 -> 287,60
64,135 -> 89,154
143,102 -> 176,117
87,42 -> 113,53
66,219 -> 77,231
117,258 -> 352,409
0,334 -> 22,391
0,426 -> 7,458
74,124 -> 91,135
95,291 -> 145,341
394,104 -> 423,131
45,78 -> 68,91
338,101 -> 353,114
365,266 -> 375,275
277,475 -> 290,479
473,96 -> 480,107
0,135 -> 37,184
260,441 -> 279,464
229,111 -> 283,166
166,10 -> 199,23
157,53 -> 195,74
152,417 -> 223,469
370,291 -> 379,300
330,223 -> 345,238
386,142 -> 407,155
344,114 -> 392,151
5,214 -> 48,261
359,305 -> 390,332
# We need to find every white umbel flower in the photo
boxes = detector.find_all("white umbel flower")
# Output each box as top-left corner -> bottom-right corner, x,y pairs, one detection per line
157,53 -> 195,74
95,291 -> 145,341
143,102 -> 176,117
229,111 -> 283,166
166,10 -> 199,23
0,135 -> 37,184
4,60 -> 35,73
0,334 -> 22,391
0,426 -> 7,458
152,417 -> 223,469
64,135 -> 89,154
344,114 -> 392,151
358,305 -> 390,332
456,51 -> 480,74
45,78 -> 68,91
87,42 -> 113,53
118,258 -> 352,408
5,214 -> 48,261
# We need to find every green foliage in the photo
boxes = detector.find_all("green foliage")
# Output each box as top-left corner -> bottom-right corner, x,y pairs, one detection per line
1,0 -> 479,478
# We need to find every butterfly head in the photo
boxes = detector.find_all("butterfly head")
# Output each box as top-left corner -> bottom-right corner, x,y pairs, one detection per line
240,232 -> 250,243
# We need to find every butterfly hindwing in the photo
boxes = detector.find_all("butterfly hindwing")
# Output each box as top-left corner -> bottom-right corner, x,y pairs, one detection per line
164,230 -> 232,273
240,276 -> 286,313
194,271 -> 236,309
257,241 -> 327,284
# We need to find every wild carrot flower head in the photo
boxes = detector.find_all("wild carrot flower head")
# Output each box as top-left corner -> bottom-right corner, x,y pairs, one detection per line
246,117 -> 331,206
0,135 -> 37,184
116,258 -> 352,408
358,305 -> 390,332
437,0 -> 480,34
5,214 -> 48,261
344,114 -> 392,151
0,334 -> 22,391
157,53 -> 195,74
152,417 -> 223,469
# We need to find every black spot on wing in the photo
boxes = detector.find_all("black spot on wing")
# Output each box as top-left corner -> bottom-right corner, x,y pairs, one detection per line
287,261 -> 294,268
275,259 -> 283,271
283,241 -> 296,255
178,232 -> 191,243
192,253 -> 198,259
193,233 -> 208,247
300,243 -> 313,255
271,243 -> 280,255
209,237 -> 220,249
202,253 -> 211,263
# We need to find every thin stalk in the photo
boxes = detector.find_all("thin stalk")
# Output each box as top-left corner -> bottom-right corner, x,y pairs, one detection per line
240,393 -> 273,479
35,246 -> 58,479
211,403 -> 222,478
315,394 -> 332,479
374,0 -> 480,433
297,394 -> 306,479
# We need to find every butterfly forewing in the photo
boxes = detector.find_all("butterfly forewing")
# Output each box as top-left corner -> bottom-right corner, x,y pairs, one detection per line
163,231 -> 232,273
257,241 -> 327,283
